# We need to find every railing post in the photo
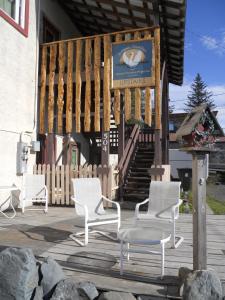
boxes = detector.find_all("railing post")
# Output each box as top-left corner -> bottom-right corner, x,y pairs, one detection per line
101,131 -> 110,166
118,100 -> 125,162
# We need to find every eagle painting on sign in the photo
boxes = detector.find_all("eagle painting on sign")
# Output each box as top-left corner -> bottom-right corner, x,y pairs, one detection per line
111,39 -> 155,89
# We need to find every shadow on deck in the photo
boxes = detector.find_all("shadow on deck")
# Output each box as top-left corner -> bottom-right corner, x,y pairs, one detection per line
0,207 -> 224,297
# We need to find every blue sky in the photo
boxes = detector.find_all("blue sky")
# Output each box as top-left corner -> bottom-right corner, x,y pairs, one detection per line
169,0 -> 225,129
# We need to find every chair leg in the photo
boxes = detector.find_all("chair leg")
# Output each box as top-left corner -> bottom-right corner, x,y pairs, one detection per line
161,242 -> 165,279
70,232 -> 86,246
44,200 -> 48,213
120,240 -> 124,275
127,243 -> 130,261
84,224 -> 89,245
22,200 -> 25,214
117,219 -> 121,231
171,221 -> 184,249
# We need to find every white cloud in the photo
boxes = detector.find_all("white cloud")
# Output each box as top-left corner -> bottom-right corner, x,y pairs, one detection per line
201,35 -> 218,50
200,32 -> 225,56
184,41 -> 193,52
169,82 -> 225,129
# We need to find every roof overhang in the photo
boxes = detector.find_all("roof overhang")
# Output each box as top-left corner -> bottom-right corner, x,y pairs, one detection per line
57,0 -> 186,86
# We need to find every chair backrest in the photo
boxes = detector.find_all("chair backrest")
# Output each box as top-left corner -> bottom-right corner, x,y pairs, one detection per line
23,174 -> 46,199
71,178 -> 105,216
148,181 -> 181,218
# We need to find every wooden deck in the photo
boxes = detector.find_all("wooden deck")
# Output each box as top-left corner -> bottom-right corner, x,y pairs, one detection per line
0,207 -> 225,298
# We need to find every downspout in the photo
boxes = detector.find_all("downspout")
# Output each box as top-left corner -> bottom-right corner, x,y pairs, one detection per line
22,0 -> 41,140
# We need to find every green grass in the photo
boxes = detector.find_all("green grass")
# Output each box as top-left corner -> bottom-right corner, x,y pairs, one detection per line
206,195 -> 225,215
180,191 -> 225,214
180,191 -> 193,213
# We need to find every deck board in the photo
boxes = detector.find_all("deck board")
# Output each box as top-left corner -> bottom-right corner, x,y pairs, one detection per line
0,207 -> 225,296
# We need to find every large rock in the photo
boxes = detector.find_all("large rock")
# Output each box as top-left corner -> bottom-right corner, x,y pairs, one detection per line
98,291 -> 136,300
178,267 -> 193,296
77,281 -> 99,300
40,256 -> 65,297
183,270 -> 223,300
33,286 -> 44,300
0,247 -> 39,300
50,278 -> 80,299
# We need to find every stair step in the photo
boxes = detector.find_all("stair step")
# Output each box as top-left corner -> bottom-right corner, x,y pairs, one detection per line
123,185 -> 149,191
136,149 -> 154,152
120,139 -> 154,204
120,201 -> 148,210
132,159 -> 153,162
130,167 -> 151,171
135,152 -> 154,155
126,177 -> 150,183
133,163 -> 154,166
129,171 -> 149,176
125,182 -> 150,187
123,193 -> 148,199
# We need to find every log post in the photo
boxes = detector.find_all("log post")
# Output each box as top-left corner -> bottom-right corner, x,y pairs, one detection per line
192,151 -> 208,270
154,27 -> 162,167
118,98 -> 125,162
161,60 -> 169,164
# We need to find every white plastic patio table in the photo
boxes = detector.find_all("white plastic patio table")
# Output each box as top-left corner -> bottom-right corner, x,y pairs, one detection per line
0,186 -> 18,219
118,227 -> 171,278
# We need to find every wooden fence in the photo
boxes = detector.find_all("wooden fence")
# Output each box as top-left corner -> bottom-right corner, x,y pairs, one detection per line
33,164 -> 117,207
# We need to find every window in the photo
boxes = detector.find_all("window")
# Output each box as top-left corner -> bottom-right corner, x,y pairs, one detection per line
169,122 -> 175,132
0,0 -> 29,37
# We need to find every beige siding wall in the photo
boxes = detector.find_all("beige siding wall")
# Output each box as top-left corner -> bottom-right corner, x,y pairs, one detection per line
0,0 -> 81,208
0,1 -> 38,193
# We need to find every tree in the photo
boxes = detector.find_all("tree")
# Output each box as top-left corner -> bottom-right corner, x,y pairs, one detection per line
184,73 -> 215,112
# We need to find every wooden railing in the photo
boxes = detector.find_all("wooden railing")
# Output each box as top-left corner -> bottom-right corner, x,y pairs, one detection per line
139,127 -> 155,144
117,124 -> 140,183
33,164 -> 117,207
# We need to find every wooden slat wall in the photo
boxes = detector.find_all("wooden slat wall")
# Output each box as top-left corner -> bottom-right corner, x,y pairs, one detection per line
145,87 -> 152,126
75,40 -> 82,133
103,35 -> 111,132
124,88 -> 131,121
94,36 -> 101,132
57,43 -> 65,134
66,41 -> 73,133
39,26 -> 160,134
39,46 -> 47,134
48,45 -> 57,133
84,38 -> 92,132
114,33 -> 122,125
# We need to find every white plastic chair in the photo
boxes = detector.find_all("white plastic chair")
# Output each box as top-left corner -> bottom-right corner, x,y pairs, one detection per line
134,181 -> 183,248
70,178 -> 121,246
21,174 -> 48,213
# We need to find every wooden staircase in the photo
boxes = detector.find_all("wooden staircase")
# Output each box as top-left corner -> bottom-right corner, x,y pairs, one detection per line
121,143 -> 154,208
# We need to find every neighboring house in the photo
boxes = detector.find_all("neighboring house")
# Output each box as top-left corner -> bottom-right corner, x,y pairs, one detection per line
0,0 -> 187,205
169,111 -> 225,180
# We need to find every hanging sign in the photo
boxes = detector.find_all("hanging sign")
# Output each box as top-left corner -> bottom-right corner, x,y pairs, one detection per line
111,38 -> 155,89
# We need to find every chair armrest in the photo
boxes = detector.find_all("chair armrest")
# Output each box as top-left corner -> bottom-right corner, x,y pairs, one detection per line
102,196 -> 120,227
102,195 -> 121,213
44,185 -> 48,200
135,198 -> 149,219
172,199 -> 183,220
71,197 -> 89,219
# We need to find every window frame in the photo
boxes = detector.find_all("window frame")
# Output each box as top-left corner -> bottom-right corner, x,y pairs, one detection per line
0,0 -> 29,37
